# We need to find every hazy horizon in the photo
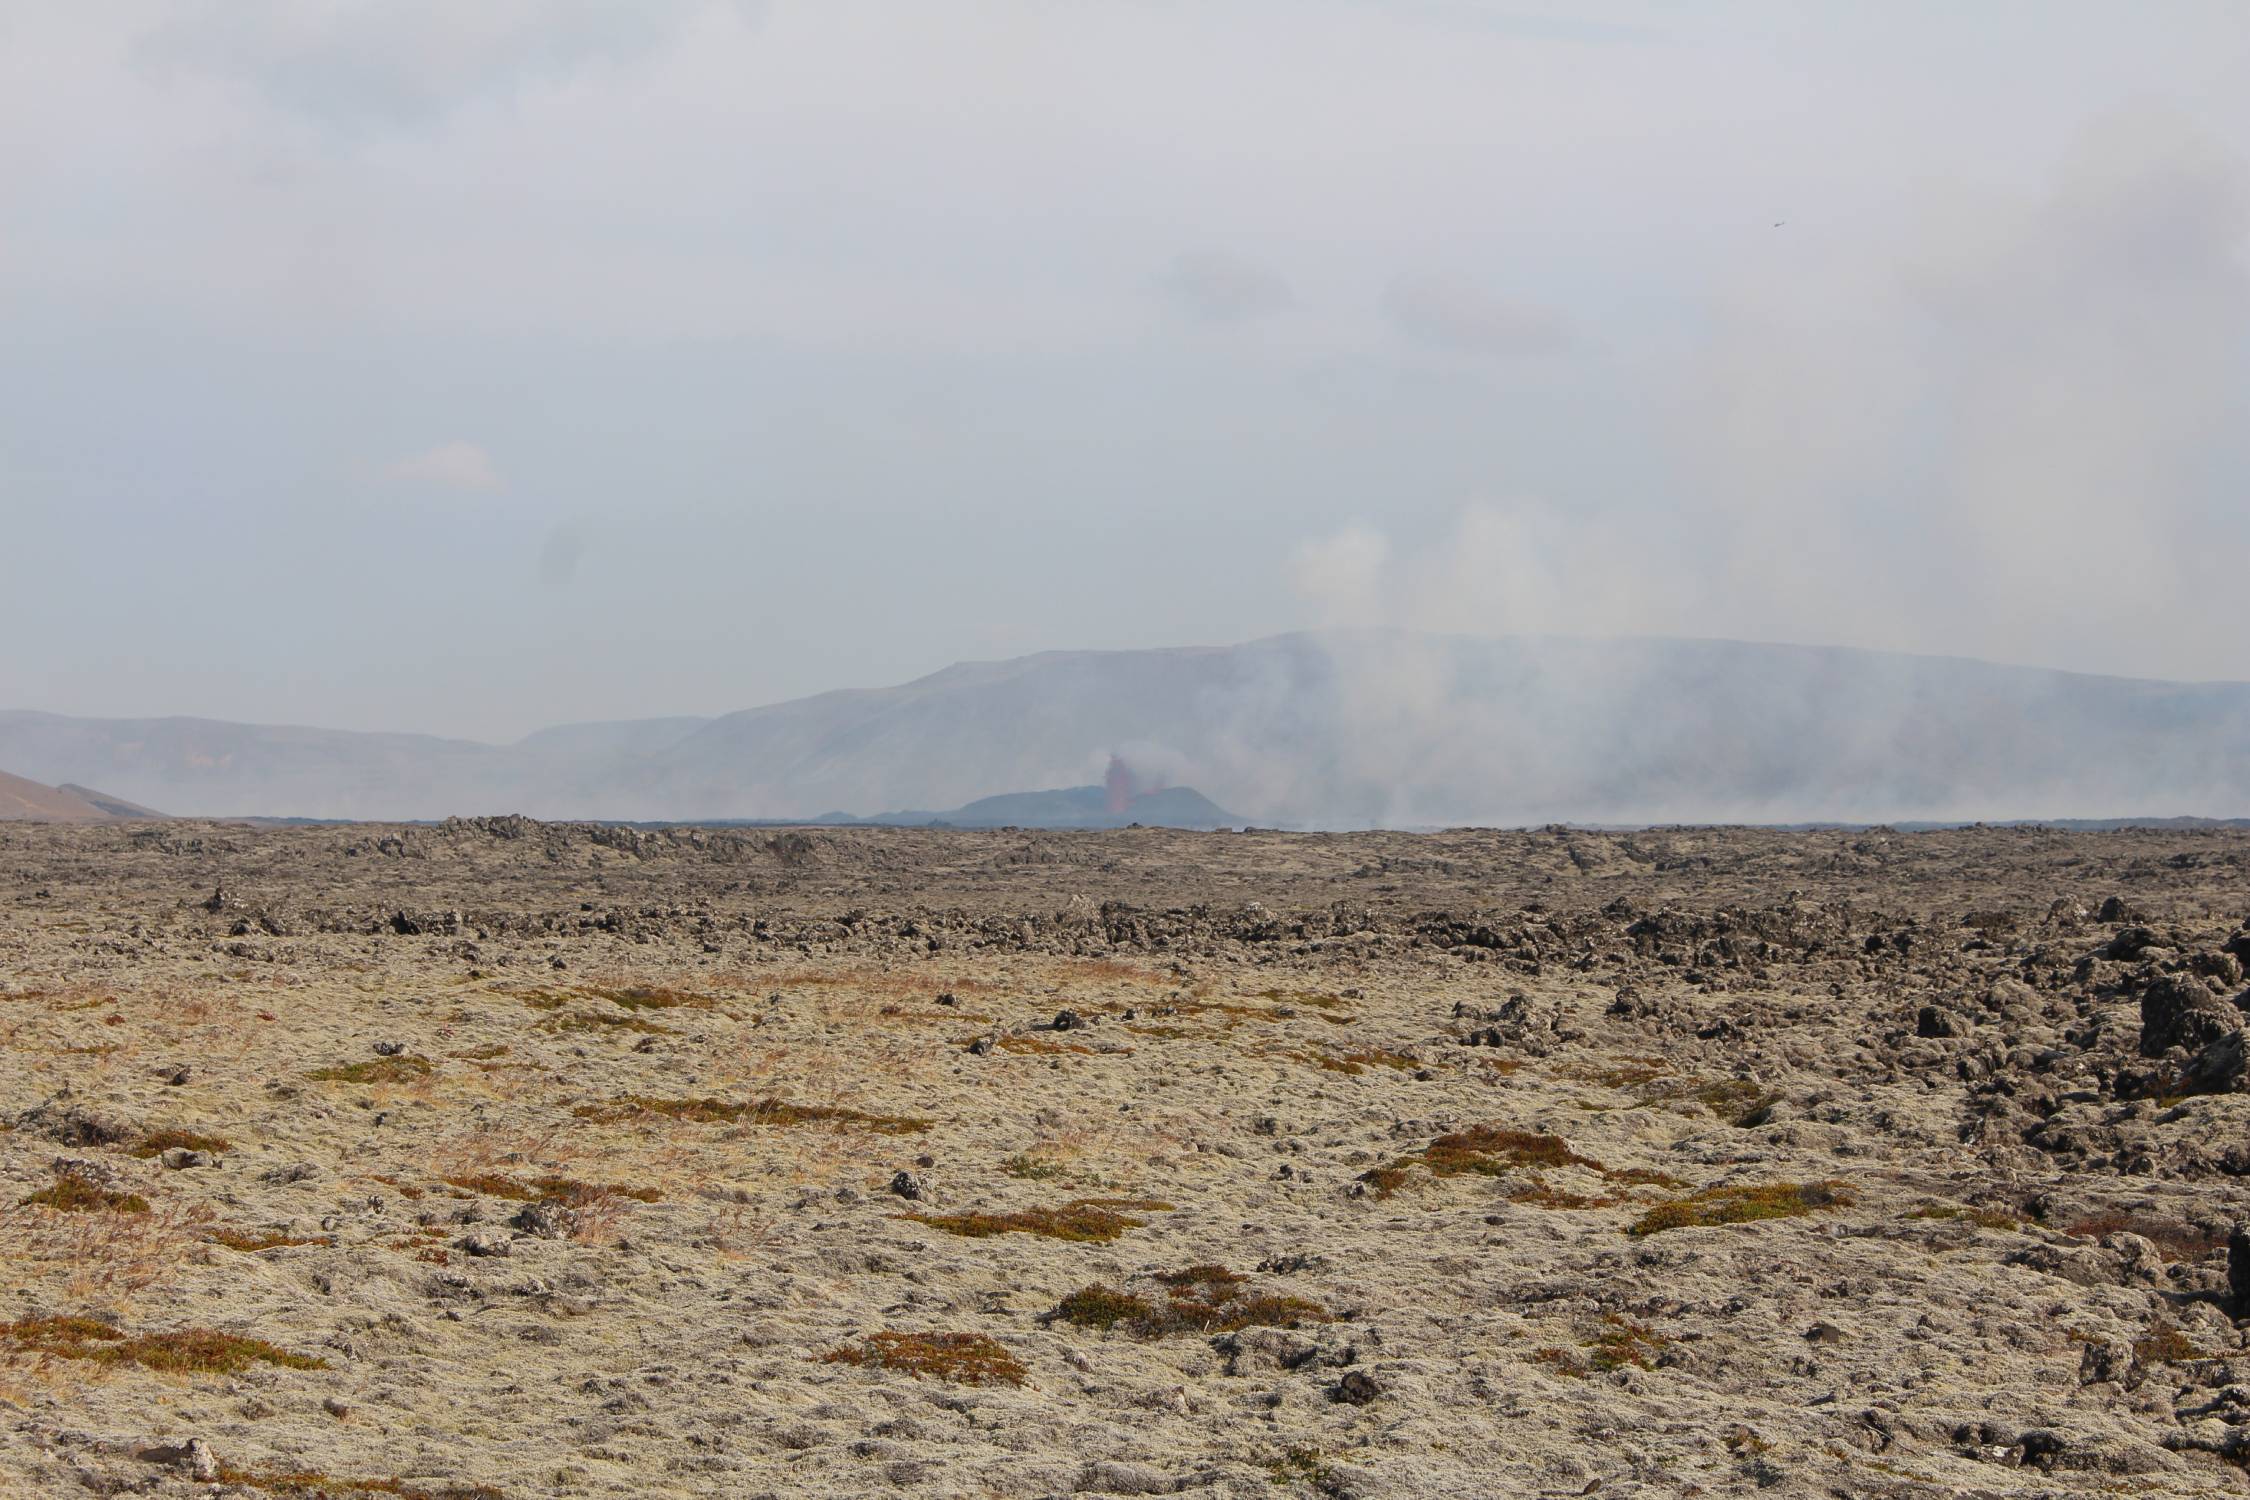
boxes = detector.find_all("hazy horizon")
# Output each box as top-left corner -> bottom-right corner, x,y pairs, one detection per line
6,632 -> 2248,826
10,623 -> 2250,748
5,2 -> 2248,743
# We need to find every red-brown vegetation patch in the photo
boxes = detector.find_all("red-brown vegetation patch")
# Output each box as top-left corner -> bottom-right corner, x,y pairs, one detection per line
128,1128 -> 231,1158
571,1096 -> 929,1133
905,1197 -> 1172,1243
440,1172 -> 660,1204
213,1467 -> 499,1500
1,1314 -> 326,1372
19,1175 -> 150,1214
1050,1264 -> 1330,1337
822,1330 -> 1025,1386
205,1228 -> 332,1252
2065,1212 -> 2224,1262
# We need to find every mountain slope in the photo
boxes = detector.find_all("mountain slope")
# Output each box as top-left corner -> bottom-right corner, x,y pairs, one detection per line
631,632 -> 2250,825
4,632 -> 2248,823
0,710 -> 528,821
55,784 -> 167,820
513,717 -> 713,759
0,769 -> 163,822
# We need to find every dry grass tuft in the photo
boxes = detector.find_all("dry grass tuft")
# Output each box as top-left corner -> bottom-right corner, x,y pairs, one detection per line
1059,959 -> 1171,987
19,1176 -> 150,1215
753,964 -> 1002,1008
1908,1202 -> 2020,1231
1048,1284 -> 1156,1331
571,1096 -> 929,1133
441,1172 -> 661,1205
213,1467 -> 500,1499
2132,1324 -> 2210,1366
1564,1059 -> 1671,1089
1251,987 -> 1355,1009
1275,1045 -> 1420,1075
308,1056 -> 434,1084
1507,1176 -> 1623,1210
1,1314 -> 326,1372
1266,1446 -> 1339,1489
538,1010 -> 674,1036
128,1128 -> 231,1158
1531,1317 -> 1670,1378
1627,1181 -> 1852,1236
2,1198 -> 211,1300
989,1034 -> 1104,1057
1051,1264 -> 1330,1337
1565,1062 -> 1777,1124
2065,1212 -> 2224,1262
1531,1345 -> 1589,1378
822,1330 -> 1026,1386
1588,1313 -> 1671,1370
906,1197 -> 1171,1243
584,984 -> 718,1012
205,1228 -> 334,1252
1364,1126 -> 1607,1199
1202,997 -> 1358,1027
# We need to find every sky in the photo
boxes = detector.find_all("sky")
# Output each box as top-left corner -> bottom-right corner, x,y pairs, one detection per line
2,0 -> 2246,743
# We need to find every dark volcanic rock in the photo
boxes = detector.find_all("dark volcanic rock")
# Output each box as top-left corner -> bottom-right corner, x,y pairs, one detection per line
2140,974 -> 2237,1057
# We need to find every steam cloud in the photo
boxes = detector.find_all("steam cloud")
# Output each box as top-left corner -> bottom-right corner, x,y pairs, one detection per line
1257,112 -> 2250,825
1302,116 -> 2249,678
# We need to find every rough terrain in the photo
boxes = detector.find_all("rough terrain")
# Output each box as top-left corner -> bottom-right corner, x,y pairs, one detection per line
3,818 -> 2250,1498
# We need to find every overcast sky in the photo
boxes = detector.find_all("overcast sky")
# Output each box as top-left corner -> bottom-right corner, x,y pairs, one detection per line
3,1 -> 2246,741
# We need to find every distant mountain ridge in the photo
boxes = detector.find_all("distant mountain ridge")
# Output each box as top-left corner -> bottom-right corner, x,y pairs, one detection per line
4,631 -> 2248,825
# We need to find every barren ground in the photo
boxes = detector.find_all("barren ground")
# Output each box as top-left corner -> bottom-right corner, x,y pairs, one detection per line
4,818 -> 2250,1499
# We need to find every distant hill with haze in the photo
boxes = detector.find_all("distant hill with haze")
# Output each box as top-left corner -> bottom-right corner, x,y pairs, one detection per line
0,769 -> 165,823
4,632 -> 2247,826
824,783 -> 1241,830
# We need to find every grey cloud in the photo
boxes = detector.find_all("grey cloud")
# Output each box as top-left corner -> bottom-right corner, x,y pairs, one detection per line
1677,112 -> 2250,678
1370,2 -> 1672,47
389,440 -> 501,492
134,0 -> 755,129
1155,252 -> 1294,324
537,525 -> 585,587
1382,272 -> 1567,356
6,4 -> 2248,747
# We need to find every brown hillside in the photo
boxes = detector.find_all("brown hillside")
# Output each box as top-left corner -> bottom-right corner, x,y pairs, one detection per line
55,782 -> 167,819
0,769 -> 160,822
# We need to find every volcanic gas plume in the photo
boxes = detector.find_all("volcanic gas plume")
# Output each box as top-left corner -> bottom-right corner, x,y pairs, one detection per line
1105,755 -> 1137,815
